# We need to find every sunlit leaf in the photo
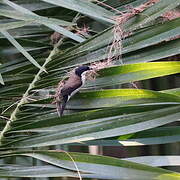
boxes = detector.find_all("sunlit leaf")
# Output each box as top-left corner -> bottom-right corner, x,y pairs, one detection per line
76,126 -> 180,146
85,62 -> 180,88
0,150 -> 179,180
0,0 -> 179,178
1,105 -> 179,148
124,156 -> 180,167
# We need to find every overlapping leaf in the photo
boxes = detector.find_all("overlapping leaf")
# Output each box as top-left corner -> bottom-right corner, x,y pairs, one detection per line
0,1 -> 180,179
0,150 -> 179,179
0,153 -> 179,178
40,0 -> 115,24
49,18 -> 180,69
72,126 -> 180,146
0,105 -> 179,148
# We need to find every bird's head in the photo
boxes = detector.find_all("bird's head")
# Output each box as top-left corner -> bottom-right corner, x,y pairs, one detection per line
75,66 -> 91,77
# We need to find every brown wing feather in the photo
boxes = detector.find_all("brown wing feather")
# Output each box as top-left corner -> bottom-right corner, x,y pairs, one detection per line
61,75 -> 82,96
58,74 -> 82,116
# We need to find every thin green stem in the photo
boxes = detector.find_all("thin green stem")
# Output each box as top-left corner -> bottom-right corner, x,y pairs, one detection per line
0,40 -> 63,145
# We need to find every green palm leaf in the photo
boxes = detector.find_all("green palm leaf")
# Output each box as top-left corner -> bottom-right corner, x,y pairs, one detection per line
0,0 -> 180,179
0,150 -> 180,179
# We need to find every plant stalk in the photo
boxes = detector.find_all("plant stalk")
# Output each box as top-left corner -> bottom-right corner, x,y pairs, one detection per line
0,40 -> 63,145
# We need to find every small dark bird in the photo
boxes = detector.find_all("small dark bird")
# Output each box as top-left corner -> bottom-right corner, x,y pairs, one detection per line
57,66 -> 91,116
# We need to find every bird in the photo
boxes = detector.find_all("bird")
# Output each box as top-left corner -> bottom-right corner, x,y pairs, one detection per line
57,65 -> 92,116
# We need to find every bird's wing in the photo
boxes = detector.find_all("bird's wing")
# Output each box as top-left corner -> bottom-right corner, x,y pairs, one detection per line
61,75 -> 82,96
58,75 -> 82,116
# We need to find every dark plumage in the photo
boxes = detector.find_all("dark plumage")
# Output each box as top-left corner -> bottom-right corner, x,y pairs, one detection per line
58,66 -> 91,116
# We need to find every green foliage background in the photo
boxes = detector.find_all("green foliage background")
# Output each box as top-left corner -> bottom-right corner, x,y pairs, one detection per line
0,0 -> 180,179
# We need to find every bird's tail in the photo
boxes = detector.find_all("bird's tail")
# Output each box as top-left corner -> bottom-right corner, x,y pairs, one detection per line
56,102 -> 61,117
56,102 -> 66,117
56,95 -> 68,117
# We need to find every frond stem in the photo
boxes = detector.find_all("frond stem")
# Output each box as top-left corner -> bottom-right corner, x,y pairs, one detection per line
0,40 -> 63,145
